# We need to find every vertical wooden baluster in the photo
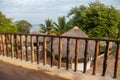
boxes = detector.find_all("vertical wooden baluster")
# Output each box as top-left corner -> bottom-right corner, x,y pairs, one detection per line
58,37 -> 62,69
2,34 -> 5,56
15,35 -> 18,59
66,38 -> 70,70
51,37 -> 54,67
1,34 -> 4,56
114,42 -> 120,78
36,36 -> 40,64
25,35 -> 28,61
74,39 -> 79,72
5,34 -> 7,56
7,34 -> 10,56
11,34 -> 14,58
9,34 -> 11,56
20,35 -> 24,60
1,34 -> 3,55
102,41 -> 109,76
43,36 -> 47,65
31,35 -> 34,63
8,34 -> 11,57
6,34 -> 9,56
0,34 -> 2,55
5,34 -> 8,56
9,34 -> 11,57
0,34 -> 3,55
83,40 -> 88,73
93,41 -> 99,75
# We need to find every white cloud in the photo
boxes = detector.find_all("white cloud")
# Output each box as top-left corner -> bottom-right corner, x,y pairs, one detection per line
0,0 -> 120,24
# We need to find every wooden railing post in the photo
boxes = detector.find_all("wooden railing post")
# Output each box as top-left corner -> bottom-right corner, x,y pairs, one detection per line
75,39 -> 79,72
11,34 -> 14,58
36,36 -> 40,64
66,38 -> 70,70
102,41 -> 109,76
9,34 -> 12,57
51,37 -> 54,67
0,34 -> 2,55
20,35 -> 24,60
2,34 -> 5,56
83,40 -> 88,73
1,34 -> 5,56
43,36 -> 47,65
93,41 -> 99,75
7,34 -> 10,56
114,42 -> 120,78
15,34 -> 18,59
25,35 -> 28,61
5,34 -> 8,56
58,38 -> 62,69
31,35 -> 34,63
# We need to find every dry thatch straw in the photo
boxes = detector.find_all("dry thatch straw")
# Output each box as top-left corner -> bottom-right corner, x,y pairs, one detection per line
30,31 -> 50,43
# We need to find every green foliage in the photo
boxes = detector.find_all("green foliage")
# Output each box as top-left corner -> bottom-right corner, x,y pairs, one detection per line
39,19 -> 54,34
53,16 -> 72,35
39,16 -> 72,35
67,1 -> 120,39
0,12 -> 18,33
16,20 -> 32,34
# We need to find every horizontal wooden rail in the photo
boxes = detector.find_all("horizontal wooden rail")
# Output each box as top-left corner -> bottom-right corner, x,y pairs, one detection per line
0,33 -> 120,42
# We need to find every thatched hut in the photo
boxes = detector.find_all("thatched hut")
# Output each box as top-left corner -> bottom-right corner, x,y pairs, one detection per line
47,26 -> 95,71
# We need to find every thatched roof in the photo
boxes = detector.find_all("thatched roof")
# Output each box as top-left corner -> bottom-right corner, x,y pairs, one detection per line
33,36 -> 51,43
47,26 -> 95,63
30,31 -> 50,43
30,31 -> 41,34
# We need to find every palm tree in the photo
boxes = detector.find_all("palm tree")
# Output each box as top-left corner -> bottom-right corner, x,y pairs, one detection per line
53,16 -> 72,35
39,19 -> 54,35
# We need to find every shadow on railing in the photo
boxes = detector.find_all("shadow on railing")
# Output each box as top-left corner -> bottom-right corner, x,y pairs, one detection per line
0,33 -> 120,79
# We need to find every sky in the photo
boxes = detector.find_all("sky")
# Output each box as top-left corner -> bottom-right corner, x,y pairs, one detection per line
0,0 -> 120,24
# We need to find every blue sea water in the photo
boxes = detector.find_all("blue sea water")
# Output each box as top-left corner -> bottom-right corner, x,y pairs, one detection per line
30,24 -> 40,32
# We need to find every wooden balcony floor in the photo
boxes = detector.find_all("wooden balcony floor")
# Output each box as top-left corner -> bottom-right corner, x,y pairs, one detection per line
0,61 -> 67,80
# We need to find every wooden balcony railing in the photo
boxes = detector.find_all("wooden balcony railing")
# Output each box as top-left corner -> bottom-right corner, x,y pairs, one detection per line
0,33 -> 120,79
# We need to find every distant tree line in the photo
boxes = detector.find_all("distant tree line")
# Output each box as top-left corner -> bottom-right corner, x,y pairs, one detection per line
0,0 -> 120,39
39,1 -> 120,39
0,12 -> 17,33
0,12 -> 32,34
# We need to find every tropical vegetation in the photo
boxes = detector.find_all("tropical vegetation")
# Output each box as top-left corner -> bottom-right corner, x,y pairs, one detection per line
0,12 -> 18,33
39,19 -> 54,35
39,1 -> 120,39
15,20 -> 32,34
53,16 -> 72,35
67,1 -> 120,39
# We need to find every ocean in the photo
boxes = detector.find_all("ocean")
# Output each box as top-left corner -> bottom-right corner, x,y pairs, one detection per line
30,24 -> 40,32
